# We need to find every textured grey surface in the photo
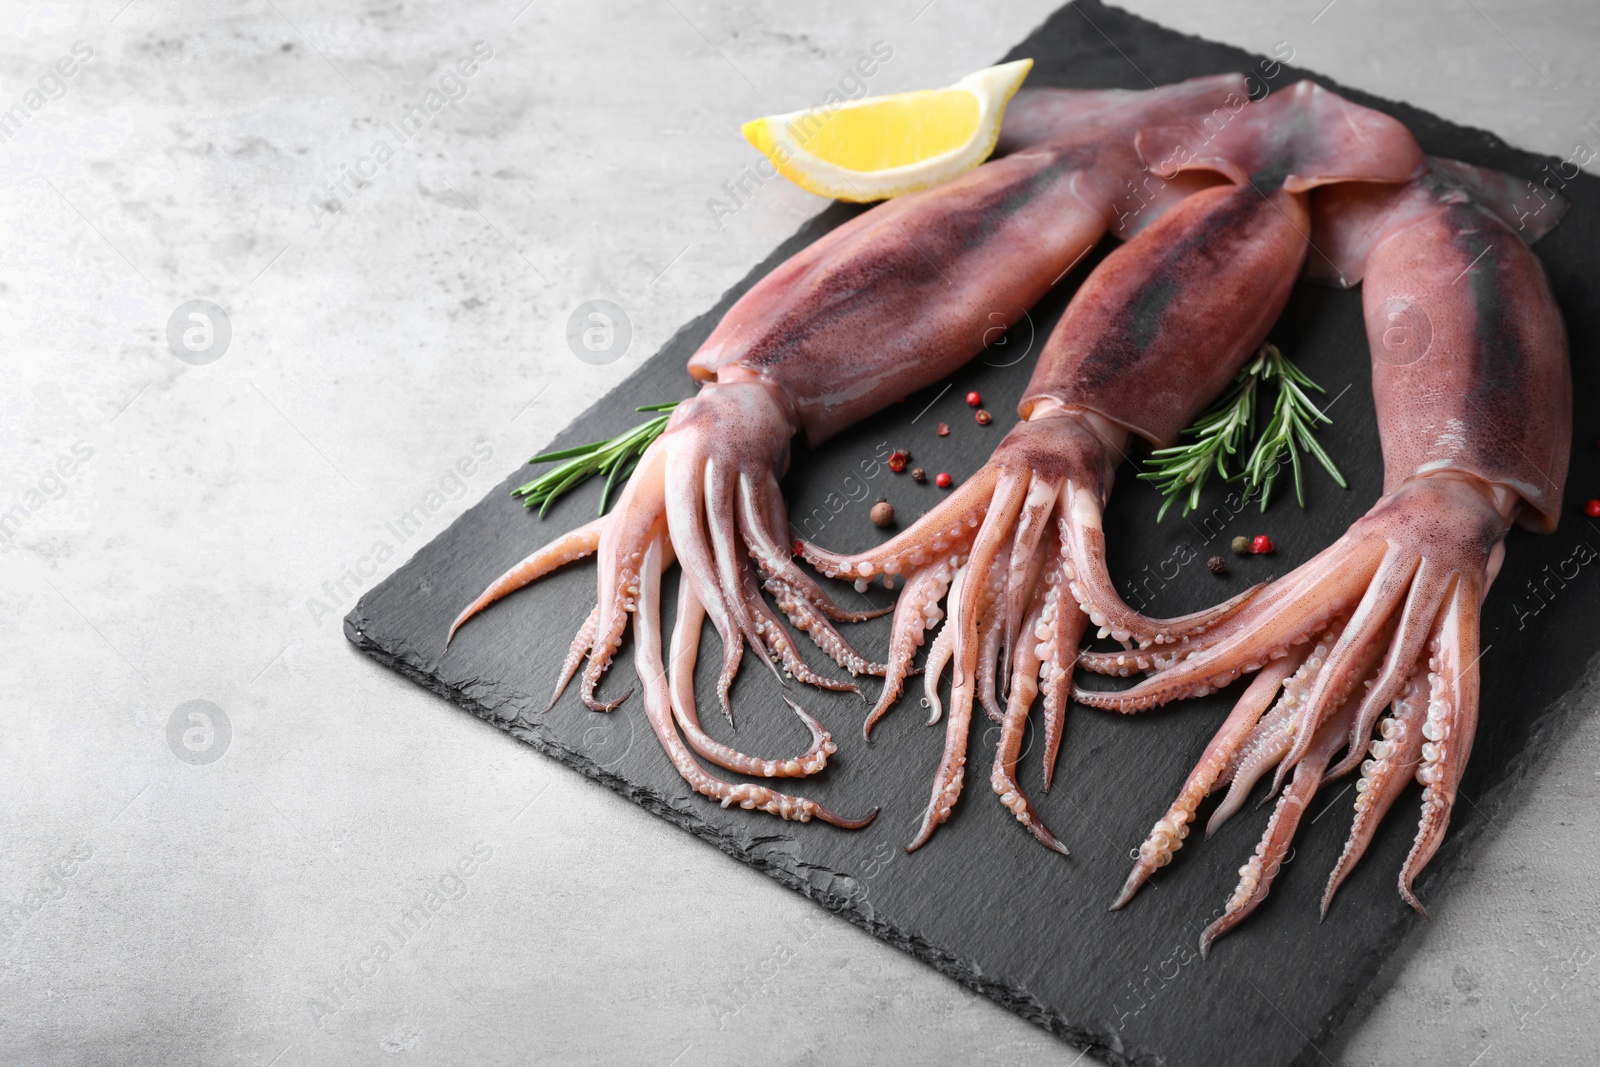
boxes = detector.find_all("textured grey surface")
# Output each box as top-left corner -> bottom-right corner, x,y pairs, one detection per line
2,2 -> 1597,1066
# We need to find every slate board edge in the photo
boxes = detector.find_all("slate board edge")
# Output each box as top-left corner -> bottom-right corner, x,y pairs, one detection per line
343,3 -> 1596,1063
345,566 -> 1600,1067
1315,643 -> 1600,1066
344,610 -> 1120,1063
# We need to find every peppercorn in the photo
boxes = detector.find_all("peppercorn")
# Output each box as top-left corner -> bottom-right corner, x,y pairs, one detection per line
966,391 -> 982,407
888,450 -> 909,473
910,467 -> 927,482
1231,535 -> 1251,556
1252,534 -> 1275,555
1585,498 -> 1600,518
870,500 -> 895,527
936,422 -> 950,437
935,471 -> 953,489
792,539 -> 804,557
1207,556 -> 1226,575
975,408 -> 992,425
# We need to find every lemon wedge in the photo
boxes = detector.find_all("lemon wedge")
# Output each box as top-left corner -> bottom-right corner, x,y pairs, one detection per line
741,59 -> 1034,203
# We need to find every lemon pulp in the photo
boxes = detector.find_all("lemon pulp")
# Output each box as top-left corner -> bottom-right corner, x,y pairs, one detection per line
790,89 -> 980,172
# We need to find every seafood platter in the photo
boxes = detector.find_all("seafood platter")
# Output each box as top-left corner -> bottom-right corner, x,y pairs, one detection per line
346,3 -> 1599,1063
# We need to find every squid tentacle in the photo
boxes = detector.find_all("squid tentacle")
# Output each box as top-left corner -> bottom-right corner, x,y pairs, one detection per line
748,590 -> 864,697
749,472 -> 890,624
907,472 -> 1030,851
579,592 -> 635,712
976,585 -> 1008,726
663,447 -> 751,720
632,535 -> 876,827
1266,549 -> 1419,793
1321,663 -> 1430,916
1207,622 -> 1347,836
1076,530 -> 1360,677
581,509 -> 662,713
1327,558 -> 1452,780
759,572 -> 885,679
1074,540 -> 1385,713
1039,527 -> 1089,793
864,556 -> 958,740
1059,483 -> 1263,647
734,474 -> 886,682
702,474 -> 857,706
1105,487 -> 1517,947
1002,473 -> 1065,677
1199,694 -> 1359,957
447,516 -> 607,646
800,467 -> 999,582
572,445 -> 675,713
990,516 -> 1084,845
1400,573 -> 1480,914
549,604 -> 600,709
706,460 -> 862,699
990,572 -> 1069,855
704,458 -> 789,692
921,562 -> 967,727
1111,646 -> 1310,909
668,575 -> 836,778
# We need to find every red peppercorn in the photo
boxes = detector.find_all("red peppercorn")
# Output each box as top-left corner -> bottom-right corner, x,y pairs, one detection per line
1586,499 -> 1600,518
936,422 -> 950,437
966,391 -> 982,407
974,408 -> 992,425
935,472 -> 953,489
888,450 -> 908,473
1251,535 -> 1274,555
792,539 -> 804,556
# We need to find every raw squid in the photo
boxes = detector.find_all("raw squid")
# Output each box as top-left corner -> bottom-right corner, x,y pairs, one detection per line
446,76 -> 1255,824
1080,157 -> 1570,952
803,82 -> 1425,851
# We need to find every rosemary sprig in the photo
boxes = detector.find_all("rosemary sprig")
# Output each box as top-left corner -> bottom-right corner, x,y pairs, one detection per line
513,401 -> 679,516
1138,344 -> 1345,520
1240,347 -> 1348,511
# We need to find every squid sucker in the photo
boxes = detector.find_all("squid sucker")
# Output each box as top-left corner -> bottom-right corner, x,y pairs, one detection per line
803,81 -> 1426,854
446,77 -> 1260,825
1081,158 -> 1571,953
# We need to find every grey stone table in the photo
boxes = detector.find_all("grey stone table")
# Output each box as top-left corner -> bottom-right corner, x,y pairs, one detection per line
2,1 -> 1596,1064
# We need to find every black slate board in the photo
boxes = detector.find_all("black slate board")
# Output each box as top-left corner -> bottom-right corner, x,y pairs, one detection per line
345,4 -> 1600,1064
